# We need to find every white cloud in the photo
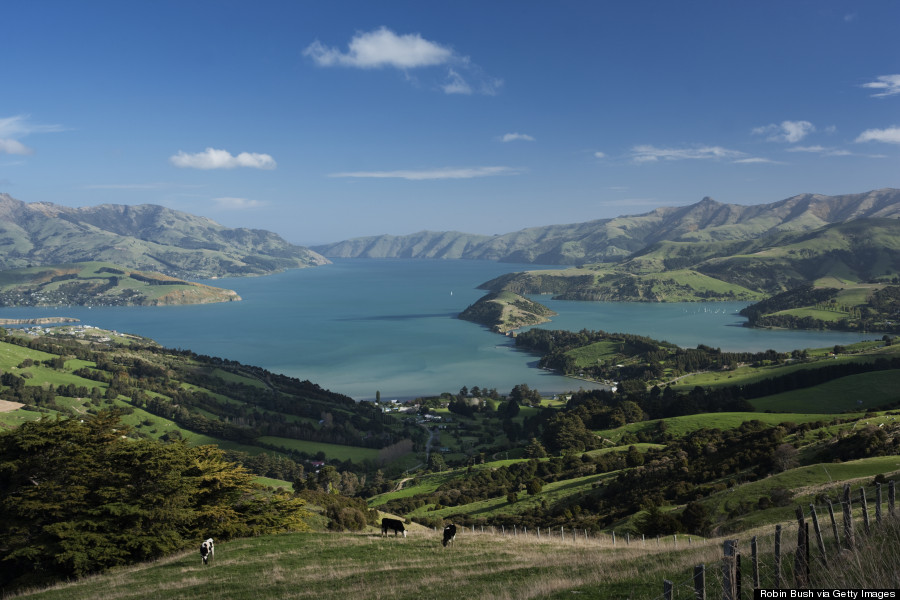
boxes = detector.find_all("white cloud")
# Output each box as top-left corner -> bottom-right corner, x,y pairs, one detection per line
170,148 -> 277,170
862,74 -> 900,98
855,126 -> 900,144
305,27 -> 501,96
786,145 -> 852,156
85,182 -> 206,190
0,138 -> 32,155
329,166 -> 522,180
733,157 -> 781,164
630,145 -> 746,163
443,69 -> 472,95
502,133 -> 535,143
752,120 -> 815,143
594,151 -> 606,159
213,197 -> 264,209
0,114 -> 65,155
304,27 -> 454,69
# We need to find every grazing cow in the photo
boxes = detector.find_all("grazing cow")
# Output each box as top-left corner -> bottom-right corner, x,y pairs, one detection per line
200,538 -> 214,565
381,517 -> 407,538
442,524 -> 457,547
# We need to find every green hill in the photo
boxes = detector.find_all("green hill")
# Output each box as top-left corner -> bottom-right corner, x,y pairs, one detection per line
314,188 -> 900,265
0,262 -> 242,306
0,194 -> 328,279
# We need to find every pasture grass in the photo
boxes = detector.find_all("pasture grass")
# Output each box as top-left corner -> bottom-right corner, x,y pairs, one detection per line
595,412 -> 840,443
257,436 -> 382,462
705,456 -> 900,530
8,530 -> 719,600
751,370 -> 900,413
672,343 -> 900,391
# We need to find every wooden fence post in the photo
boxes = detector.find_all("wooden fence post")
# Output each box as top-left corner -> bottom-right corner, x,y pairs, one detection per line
723,540 -> 738,600
860,487 -> 870,534
843,484 -> 855,550
809,503 -> 827,566
876,483 -> 883,526
561,526 -> 565,541
751,535 -> 760,589
890,480 -> 896,517
827,498 -> 840,546
774,524 -> 782,589
794,507 -> 809,589
612,531 -> 616,546
693,564 -> 706,600
626,532 -> 630,545
663,579 -> 674,600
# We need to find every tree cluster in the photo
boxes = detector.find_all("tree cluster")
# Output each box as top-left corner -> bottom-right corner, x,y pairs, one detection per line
0,412 -> 310,591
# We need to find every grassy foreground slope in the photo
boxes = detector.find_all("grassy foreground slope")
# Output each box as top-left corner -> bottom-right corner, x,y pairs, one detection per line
12,518 -> 900,600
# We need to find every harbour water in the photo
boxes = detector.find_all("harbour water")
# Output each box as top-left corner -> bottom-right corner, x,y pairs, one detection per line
0,259 -> 877,400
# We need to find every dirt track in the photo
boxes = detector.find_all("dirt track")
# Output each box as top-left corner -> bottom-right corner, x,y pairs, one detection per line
0,400 -> 24,412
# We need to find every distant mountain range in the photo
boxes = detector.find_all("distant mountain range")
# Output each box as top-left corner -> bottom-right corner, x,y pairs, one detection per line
0,194 -> 328,279
313,188 -> 900,265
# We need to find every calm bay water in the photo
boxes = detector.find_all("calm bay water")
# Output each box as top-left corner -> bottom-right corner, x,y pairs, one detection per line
0,259 -> 876,400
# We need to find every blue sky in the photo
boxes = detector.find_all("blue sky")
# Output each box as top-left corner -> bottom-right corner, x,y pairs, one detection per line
2,1 -> 899,245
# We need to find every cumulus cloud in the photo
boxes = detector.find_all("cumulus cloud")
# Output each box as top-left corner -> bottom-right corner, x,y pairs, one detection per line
329,166 -> 522,180
855,126 -> 900,144
0,114 -> 64,155
213,197 -> 264,209
752,120 -> 815,143
305,27 -> 501,96
502,133 -> 535,143
304,27 -> 453,69
862,74 -> 900,97
630,145 -> 746,163
594,151 -> 607,159
170,148 -> 277,170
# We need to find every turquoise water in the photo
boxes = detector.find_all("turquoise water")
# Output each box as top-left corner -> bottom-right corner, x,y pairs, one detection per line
0,259 -> 876,400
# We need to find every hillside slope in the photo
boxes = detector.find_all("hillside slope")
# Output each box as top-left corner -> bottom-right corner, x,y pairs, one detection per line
0,262 -> 242,306
313,188 -> 900,265
0,194 -> 329,278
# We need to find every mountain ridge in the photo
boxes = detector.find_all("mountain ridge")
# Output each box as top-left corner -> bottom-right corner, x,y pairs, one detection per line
312,188 -> 900,265
0,194 -> 329,279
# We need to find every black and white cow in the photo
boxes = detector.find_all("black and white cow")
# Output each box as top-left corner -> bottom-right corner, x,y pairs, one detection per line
442,523 -> 457,547
200,538 -> 214,564
381,517 -> 406,537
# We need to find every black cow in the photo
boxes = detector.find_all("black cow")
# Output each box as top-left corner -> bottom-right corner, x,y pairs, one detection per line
381,517 -> 406,537
442,524 -> 457,547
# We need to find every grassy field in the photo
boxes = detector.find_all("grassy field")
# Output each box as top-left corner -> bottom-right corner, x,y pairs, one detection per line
671,343 -> 900,391
5,530 -> 720,600
705,455 -> 900,531
12,516 -> 899,600
257,436 -> 382,462
595,411 -> 843,443
751,369 -> 900,413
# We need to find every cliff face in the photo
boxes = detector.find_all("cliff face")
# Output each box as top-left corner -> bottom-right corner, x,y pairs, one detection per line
0,194 -> 329,279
